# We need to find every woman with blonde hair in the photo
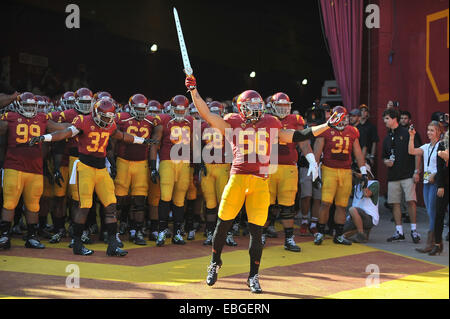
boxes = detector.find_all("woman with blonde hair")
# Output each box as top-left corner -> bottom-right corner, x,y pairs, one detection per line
408,121 -> 442,253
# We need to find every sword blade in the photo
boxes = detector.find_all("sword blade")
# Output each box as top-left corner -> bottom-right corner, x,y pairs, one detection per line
173,7 -> 193,76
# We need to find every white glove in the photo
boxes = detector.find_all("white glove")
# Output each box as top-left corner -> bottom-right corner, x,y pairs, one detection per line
305,153 -> 319,182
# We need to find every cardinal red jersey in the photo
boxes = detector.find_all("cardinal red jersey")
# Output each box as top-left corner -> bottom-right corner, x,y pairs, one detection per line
276,114 -> 305,165
202,122 -> 231,164
58,108 -> 80,156
155,114 -> 194,161
115,112 -> 154,161
224,113 -> 282,177
1,112 -> 48,174
320,125 -> 359,169
48,110 -> 61,122
72,114 -> 117,159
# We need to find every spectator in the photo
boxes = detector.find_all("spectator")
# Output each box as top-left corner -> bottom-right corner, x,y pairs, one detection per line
408,121 -> 442,253
344,164 -> 379,243
400,110 -> 422,145
431,126 -> 449,255
349,108 -> 361,127
382,108 -> 422,243
358,104 -> 379,169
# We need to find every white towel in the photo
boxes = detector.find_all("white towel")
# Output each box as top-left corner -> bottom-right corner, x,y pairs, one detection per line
69,159 -> 80,185
105,158 -> 111,174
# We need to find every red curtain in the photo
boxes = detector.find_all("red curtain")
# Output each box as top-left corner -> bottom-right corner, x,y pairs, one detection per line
320,0 -> 363,110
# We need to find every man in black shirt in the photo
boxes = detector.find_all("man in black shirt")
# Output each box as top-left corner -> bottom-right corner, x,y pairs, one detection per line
400,110 -> 422,146
358,104 -> 379,169
382,108 -> 421,243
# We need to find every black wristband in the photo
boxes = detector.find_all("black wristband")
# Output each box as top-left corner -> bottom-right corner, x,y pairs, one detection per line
150,160 -> 157,171
292,128 -> 313,143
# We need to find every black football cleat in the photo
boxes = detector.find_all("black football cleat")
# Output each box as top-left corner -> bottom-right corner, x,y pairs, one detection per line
172,231 -> 186,245
106,239 -> 128,257
49,230 -> 66,244
0,234 -> 11,250
187,230 -> 196,241
203,231 -> 213,246
333,235 -> 352,245
225,232 -> 238,246
38,227 -> 53,239
73,240 -> 94,256
149,231 -> 158,241
206,261 -> 222,286
266,225 -> 278,238
133,230 -> 147,245
25,235 -> 45,249
247,274 -> 262,294
81,230 -> 93,244
284,236 -> 301,252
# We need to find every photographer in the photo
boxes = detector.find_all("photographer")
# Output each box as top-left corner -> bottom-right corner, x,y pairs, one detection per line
343,164 -> 379,243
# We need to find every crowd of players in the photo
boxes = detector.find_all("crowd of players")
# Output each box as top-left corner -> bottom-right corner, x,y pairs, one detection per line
0,86 -> 370,260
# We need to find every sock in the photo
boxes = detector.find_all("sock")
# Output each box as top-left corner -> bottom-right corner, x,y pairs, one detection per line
0,221 -> 12,234
150,219 -> 159,233
284,227 -> 294,238
310,217 -> 318,228
318,223 -> 326,234
411,224 -> 417,231
158,200 -> 171,231
105,222 -> 118,241
334,224 -> 344,237
27,223 -> 38,237
185,200 -> 195,231
53,216 -> 66,232
211,218 -> 233,265
72,222 -> 84,239
301,216 -> 309,224
396,225 -> 404,235
248,223 -> 263,278
38,216 -> 47,229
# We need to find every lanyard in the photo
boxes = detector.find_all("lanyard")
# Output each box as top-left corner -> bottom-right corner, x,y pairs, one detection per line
426,142 -> 438,170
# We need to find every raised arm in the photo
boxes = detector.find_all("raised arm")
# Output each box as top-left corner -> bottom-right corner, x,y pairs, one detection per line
408,127 -> 423,156
47,120 -> 71,133
110,129 -> 155,145
185,75 -> 230,135
278,110 -> 346,144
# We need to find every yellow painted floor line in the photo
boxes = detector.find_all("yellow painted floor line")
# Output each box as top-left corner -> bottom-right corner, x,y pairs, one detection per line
0,241 -> 377,286
323,267 -> 449,299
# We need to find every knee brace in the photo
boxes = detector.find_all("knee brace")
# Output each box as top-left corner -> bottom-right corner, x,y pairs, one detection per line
268,205 -> 278,222
279,205 -> 295,220
131,196 -> 146,212
103,204 -> 117,220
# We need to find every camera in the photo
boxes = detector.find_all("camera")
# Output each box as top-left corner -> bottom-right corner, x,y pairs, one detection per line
393,101 -> 400,108
439,113 -> 449,124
